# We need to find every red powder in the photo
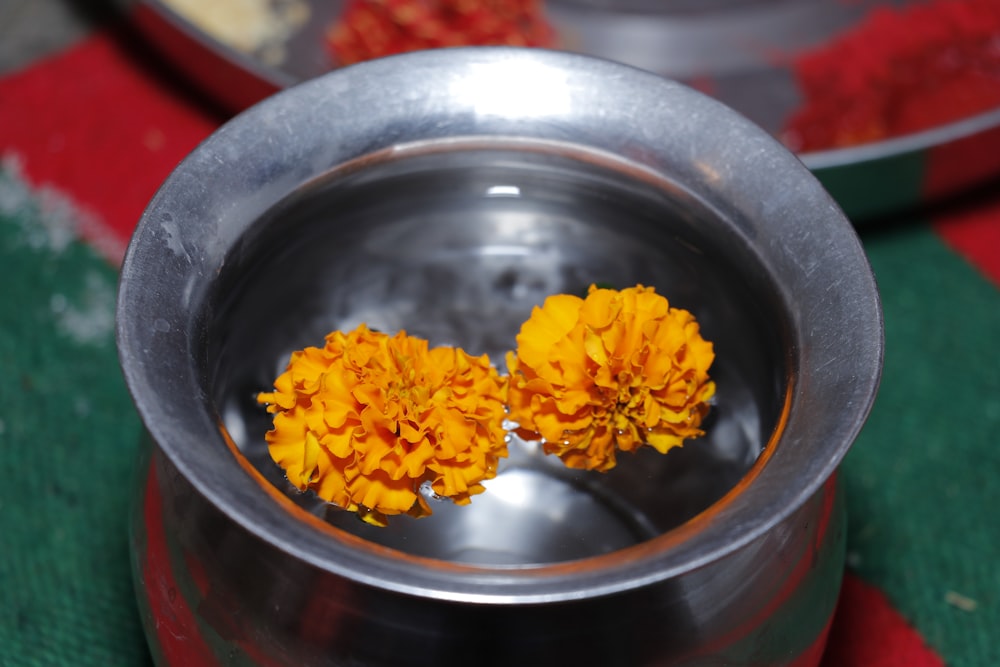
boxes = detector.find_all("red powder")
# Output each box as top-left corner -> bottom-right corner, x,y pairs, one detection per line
783,0 -> 1000,152
327,0 -> 555,66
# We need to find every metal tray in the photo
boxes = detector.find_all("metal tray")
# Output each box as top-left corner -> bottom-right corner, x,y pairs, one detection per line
126,0 -> 1000,220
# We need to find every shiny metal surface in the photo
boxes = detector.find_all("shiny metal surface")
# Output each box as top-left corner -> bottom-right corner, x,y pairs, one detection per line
214,145 -> 779,563
117,48 -> 883,665
123,0 -> 1000,219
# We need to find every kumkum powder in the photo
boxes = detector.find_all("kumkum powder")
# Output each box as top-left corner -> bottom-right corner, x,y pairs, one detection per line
257,324 -> 508,526
506,284 -> 716,473
326,0 -> 555,66
782,0 -> 1000,152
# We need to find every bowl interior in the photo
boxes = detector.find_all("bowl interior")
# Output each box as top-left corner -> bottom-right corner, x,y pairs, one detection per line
204,142 -> 791,565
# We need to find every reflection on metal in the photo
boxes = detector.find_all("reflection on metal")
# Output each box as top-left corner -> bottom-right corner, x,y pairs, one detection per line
118,48 -> 882,665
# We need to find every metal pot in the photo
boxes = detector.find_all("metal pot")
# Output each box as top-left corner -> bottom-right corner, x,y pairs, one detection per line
117,47 -> 883,666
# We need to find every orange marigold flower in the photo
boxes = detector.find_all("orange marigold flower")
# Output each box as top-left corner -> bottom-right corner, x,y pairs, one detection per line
506,284 -> 716,472
257,324 -> 508,526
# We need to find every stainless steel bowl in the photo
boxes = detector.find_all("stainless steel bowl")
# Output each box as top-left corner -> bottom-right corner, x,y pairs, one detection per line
117,48 -> 883,666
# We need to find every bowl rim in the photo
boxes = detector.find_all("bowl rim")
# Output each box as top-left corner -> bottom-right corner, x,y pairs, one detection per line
117,46 -> 883,604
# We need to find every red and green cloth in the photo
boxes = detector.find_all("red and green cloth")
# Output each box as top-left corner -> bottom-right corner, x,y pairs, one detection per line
1,25 -> 997,667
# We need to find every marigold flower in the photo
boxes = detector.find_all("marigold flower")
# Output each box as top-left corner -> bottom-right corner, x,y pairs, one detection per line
506,285 -> 716,472
257,324 -> 508,526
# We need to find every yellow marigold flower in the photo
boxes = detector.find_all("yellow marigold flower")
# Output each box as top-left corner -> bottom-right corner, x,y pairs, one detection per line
257,324 -> 508,527
506,284 -> 715,472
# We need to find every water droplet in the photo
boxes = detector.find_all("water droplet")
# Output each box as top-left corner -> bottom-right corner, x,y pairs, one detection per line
419,480 -> 450,503
154,318 -> 170,332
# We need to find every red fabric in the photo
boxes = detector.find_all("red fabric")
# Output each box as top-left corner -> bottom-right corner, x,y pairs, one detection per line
822,574 -> 946,667
933,191 -> 1000,285
0,26 -> 223,259
0,28 -> 958,667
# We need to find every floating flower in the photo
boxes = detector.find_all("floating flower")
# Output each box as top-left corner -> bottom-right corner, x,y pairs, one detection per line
506,284 -> 716,472
257,324 -> 508,526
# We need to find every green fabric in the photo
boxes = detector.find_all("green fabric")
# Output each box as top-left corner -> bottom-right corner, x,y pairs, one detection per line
813,150 -> 925,222
0,168 -> 151,666
0,164 -> 997,665
847,223 -> 1000,666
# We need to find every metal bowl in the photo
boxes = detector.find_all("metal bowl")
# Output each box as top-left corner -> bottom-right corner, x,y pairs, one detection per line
117,48 -> 883,665
125,0 -> 1000,220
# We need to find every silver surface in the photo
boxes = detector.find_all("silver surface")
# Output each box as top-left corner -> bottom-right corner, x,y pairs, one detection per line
212,145 -> 776,563
118,48 -> 883,665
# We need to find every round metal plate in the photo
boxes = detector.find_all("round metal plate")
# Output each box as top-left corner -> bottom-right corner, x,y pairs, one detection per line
125,0 -> 1000,220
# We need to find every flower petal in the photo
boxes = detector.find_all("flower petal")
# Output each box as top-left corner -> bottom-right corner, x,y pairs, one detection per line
258,325 -> 508,525
508,284 -> 715,471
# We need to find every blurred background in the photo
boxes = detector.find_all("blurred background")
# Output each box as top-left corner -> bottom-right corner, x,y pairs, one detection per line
1,1 -> 998,666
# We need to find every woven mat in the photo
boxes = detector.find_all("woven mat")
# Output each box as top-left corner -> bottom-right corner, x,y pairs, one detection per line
1,23 -> 998,667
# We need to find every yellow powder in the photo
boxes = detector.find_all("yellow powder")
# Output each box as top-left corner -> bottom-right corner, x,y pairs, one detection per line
161,0 -> 310,63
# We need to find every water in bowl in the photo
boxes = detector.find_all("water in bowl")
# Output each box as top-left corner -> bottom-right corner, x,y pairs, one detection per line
206,143 -> 789,565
